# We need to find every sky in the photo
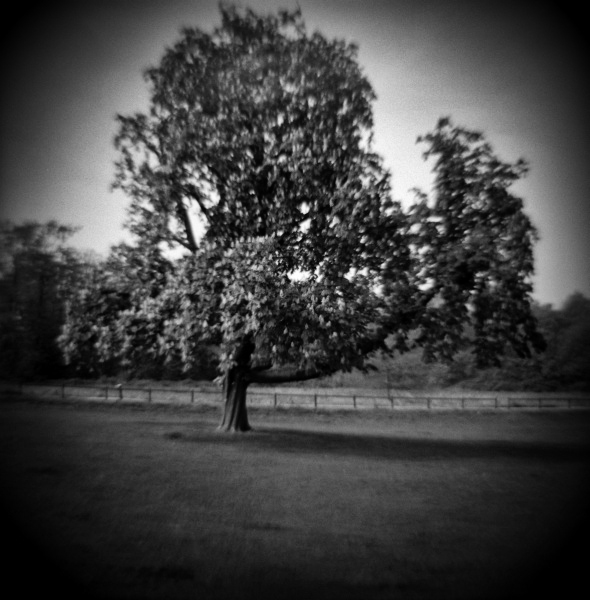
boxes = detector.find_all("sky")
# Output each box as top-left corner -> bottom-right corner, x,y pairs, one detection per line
1,0 -> 588,308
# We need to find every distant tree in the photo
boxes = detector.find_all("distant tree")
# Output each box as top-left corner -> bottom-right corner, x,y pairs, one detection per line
432,295 -> 590,392
561,292 -> 590,324
0,220 -> 91,379
407,118 -> 546,366
62,5 -> 544,430
547,292 -> 590,389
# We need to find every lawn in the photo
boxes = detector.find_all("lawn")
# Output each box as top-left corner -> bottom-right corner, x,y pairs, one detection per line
1,397 -> 589,599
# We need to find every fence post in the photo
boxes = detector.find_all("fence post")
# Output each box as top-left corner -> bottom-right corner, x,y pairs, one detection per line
191,390 -> 194,403
148,388 -> 152,403
314,394 -> 317,410
461,397 -> 465,410
390,397 -> 394,410
353,395 -> 356,409
427,397 -> 431,410
274,393 -> 277,408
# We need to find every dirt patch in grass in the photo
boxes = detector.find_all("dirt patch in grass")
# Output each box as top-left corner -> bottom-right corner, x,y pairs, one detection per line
1,398 -> 589,599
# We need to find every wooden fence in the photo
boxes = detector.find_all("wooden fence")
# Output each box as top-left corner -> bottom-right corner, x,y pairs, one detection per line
1,382 -> 589,411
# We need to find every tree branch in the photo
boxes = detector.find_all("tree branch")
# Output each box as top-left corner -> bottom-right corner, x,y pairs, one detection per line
250,361 -> 273,373
249,364 -> 334,384
182,183 -> 214,227
170,233 -> 195,252
174,196 -> 197,253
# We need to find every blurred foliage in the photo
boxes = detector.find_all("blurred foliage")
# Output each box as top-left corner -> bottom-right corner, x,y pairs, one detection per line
106,3 -> 544,398
0,220 -> 95,379
382,295 -> 590,391
58,242 -> 218,381
1,217 -> 587,390
4,6 -> 576,398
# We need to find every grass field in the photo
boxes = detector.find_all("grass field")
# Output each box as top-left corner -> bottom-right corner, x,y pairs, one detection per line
1,397 -> 589,599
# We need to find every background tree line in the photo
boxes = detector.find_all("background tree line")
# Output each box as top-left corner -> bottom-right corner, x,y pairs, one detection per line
2,7 -> 586,419
382,292 -> 590,392
1,218 -> 588,391
0,220 -> 93,380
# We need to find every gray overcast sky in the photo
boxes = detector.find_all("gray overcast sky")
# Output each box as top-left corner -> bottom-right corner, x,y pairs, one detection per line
1,0 -> 588,307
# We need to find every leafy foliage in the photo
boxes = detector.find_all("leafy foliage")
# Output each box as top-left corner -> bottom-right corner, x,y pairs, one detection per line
0,220 -> 91,379
59,6 -> 545,417
378,294 -> 589,392
535,293 -> 590,389
58,242 -> 217,379
160,238 -> 386,377
109,4 -> 411,383
407,118 -> 545,367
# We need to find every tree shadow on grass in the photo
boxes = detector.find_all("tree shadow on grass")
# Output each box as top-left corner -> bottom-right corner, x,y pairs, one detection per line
185,425 -> 590,464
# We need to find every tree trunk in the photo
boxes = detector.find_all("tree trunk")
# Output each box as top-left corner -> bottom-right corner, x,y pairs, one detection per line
219,367 -> 251,432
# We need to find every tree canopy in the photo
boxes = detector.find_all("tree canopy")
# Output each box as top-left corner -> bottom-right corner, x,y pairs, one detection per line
60,5 -> 545,430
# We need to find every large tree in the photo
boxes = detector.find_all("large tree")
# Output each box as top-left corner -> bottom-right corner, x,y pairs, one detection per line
75,5 -> 543,430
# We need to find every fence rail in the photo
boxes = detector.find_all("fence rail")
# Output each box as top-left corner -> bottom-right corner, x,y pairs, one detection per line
1,382 -> 589,411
